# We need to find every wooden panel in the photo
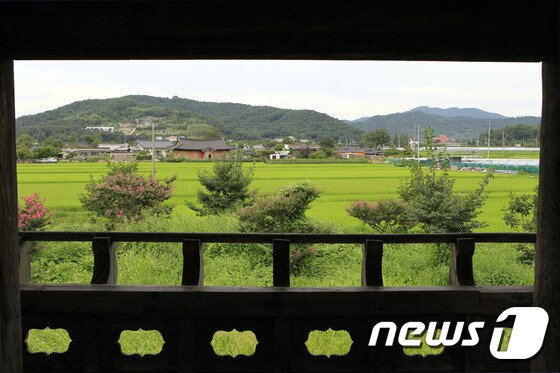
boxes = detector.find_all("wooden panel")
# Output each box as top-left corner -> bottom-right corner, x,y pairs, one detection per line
273,239 -> 290,287
182,239 -> 204,286
0,0 -> 556,61
0,58 -> 22,372
449,239 -> 475,286
91,237 -> 118,285
21,285 -> 481,316
533,56 -> 560,371
361,240 -> 383,286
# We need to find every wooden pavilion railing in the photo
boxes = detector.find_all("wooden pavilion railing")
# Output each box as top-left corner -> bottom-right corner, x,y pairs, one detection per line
18,231 -> 536,373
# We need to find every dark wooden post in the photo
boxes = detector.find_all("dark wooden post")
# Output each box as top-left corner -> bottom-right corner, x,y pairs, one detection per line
0,59 -> 23,372
18,239 -> 32,284
273,239 -> 290,287
532,56 -> 560,370
449,238 -> 476,286
182,239 -> 204,286
361,239 -> 383,286
91,237 -> 118,285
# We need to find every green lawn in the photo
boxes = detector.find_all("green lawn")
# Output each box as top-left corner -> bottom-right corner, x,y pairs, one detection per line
19,161 -> 536,356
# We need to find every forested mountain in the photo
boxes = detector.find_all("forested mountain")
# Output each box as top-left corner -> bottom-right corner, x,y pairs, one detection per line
405,106 -> 506,119
16,95 -> 363,142
349,110 -> 540,141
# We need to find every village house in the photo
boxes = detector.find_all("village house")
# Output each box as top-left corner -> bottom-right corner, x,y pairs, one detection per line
136,139 -> 175,157
335,146 -> 384,159
433,134 -> 459,147
173,138 -> 235,159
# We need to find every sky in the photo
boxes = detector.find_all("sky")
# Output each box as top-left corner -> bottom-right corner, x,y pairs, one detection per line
14,60 -> 542,120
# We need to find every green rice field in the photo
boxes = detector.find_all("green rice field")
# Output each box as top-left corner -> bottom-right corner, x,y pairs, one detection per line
17,161 -> 539,232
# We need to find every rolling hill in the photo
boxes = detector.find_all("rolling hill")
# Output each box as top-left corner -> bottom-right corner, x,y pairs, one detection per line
348,108 -> 540,141
16,95 -> 363,142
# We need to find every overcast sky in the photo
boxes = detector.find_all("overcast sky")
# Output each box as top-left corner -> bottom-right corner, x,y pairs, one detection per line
14,60 -> 542,120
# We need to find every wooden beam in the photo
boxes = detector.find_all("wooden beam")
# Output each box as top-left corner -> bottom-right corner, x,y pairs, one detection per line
0,59 -> 22,372
90,237 -> 118,285
532,50 -> 560,371
0,0 -> 556,61
273,239 -> 290,287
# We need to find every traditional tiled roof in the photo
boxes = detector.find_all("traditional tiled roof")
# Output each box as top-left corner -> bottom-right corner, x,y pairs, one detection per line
335,146 -> 383,154
137,139 -> 175,150
174,138 -> 234,151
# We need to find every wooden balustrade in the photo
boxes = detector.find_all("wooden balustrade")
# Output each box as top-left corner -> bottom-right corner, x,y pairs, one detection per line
18,231 -> 536,372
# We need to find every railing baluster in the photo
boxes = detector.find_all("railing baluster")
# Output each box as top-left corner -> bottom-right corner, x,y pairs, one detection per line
91,237 -> 118,285
182,239 -> 204,286
449,238 -> 476,286
273,239 -> 290,287
361,239 -> 383,286
19,238 -> 32,284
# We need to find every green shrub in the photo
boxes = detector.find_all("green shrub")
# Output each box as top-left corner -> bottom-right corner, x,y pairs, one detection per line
188,161 -> 254,215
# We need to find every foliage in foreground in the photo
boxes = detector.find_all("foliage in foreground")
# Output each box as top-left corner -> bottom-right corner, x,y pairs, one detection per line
503,186 -> 538,264
80,162 -> 176,229
189,161 -> 254,215
18,193 -> 51,231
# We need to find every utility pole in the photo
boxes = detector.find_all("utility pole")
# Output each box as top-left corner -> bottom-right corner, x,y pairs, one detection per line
502,129 -> 506,156
486,120 -> 491,159
151,121 -> 156,179
417,124 -> 421,161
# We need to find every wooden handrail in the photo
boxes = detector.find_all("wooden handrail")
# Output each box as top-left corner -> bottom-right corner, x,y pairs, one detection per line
18,231 -> 536,244
18,232 -> 535,288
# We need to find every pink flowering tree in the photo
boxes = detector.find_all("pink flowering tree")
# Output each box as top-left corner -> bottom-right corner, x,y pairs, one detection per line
80,162 -> 176,229
18,193 -> 51,231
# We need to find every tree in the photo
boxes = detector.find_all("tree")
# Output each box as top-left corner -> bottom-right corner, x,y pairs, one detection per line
42,136 -> 64,149
17,134 -> 37,148
398,127 -> 492,234
318,135 -> 336,156
188,162 -> 254,215
16,144 -> 36,160
80,162 -> 176,229
360,128 -> 391,147
186,123 -> 222,139
503,187 -> 538,263
36,146 -> 59,158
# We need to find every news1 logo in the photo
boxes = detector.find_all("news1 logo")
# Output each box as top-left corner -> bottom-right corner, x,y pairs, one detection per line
368,307 -> 549,360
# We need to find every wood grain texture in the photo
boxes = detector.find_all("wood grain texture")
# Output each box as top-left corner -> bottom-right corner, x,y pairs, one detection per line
533,56 -> 560,371
0,58 -> 22,372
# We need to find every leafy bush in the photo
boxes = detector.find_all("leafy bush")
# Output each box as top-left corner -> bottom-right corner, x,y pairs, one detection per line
18,193 -> 51,231
237,182 -> 325,273
80,162 -> 176,229
188,162 -> 254,215
346,199 -> 413,233
238,182 -> 320,233
502,187 -> 538,264
398,128 -> 492,234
